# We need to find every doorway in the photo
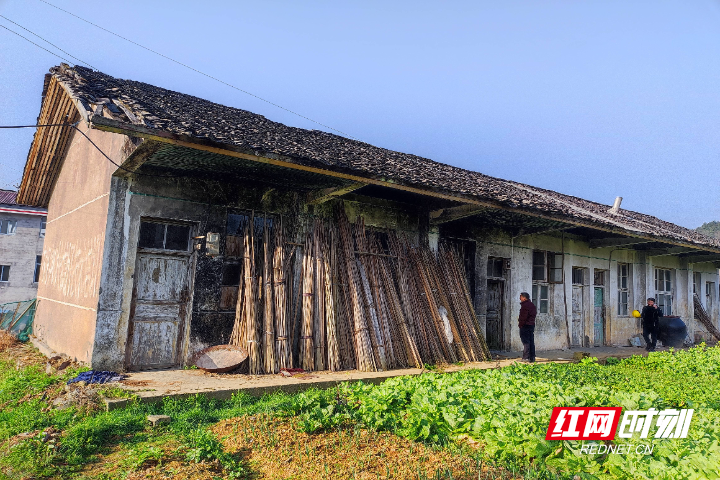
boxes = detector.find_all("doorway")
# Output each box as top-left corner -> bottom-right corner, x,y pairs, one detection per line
126,220 -> 195,370
486,279 -> 504,350
571,285 -> 584,347
593,287 -> 605,346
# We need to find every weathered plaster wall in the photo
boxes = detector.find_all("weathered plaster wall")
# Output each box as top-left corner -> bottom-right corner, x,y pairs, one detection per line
0,212 -> 44,303
34,125 -> 126,363
468,230 -> 715,352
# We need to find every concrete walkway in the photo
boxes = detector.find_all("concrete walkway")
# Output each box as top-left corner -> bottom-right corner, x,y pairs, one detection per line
107,345 -> 659,410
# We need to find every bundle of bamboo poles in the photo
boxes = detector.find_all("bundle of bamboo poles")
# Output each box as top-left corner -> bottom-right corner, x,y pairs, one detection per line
693,293 -> 720,342
227,207 -> 489,374
337,208 -> 376,371
262,217 -> 277,374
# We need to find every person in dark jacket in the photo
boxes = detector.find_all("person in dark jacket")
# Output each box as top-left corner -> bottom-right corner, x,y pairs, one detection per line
641,297 -> 663,352
518,292 -> 537,363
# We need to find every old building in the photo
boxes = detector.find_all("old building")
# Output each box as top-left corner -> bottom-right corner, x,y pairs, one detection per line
0,189 -> 46,304
17,65 -> 720,371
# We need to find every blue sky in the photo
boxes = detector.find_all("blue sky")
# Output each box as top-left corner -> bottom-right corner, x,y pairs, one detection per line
1,0 -> 718,228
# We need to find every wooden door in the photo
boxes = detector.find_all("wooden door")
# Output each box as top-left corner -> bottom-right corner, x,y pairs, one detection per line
593,287 -> 604,346
127,252 -> 192,370
571,286 -> 583,347
486,280 -> 503,350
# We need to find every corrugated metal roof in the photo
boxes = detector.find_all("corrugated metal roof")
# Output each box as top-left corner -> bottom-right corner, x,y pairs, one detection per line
0,190 -> 18,205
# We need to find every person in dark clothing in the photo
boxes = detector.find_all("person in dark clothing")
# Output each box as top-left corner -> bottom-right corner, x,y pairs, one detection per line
518,292 -> 537,363
641,297 -> 663,352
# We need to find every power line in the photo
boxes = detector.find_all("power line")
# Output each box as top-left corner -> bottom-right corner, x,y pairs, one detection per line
0,15 -> 97,70
0,23 -> 74,65
38,0 -> 358,140
0,123 -> 187,178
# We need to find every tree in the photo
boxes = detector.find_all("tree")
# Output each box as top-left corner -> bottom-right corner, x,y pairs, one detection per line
696,221 -> 720,240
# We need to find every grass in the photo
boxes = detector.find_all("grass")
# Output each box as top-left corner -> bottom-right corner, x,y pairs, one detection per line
4,330 -> 716,479
0,332 -> 537,479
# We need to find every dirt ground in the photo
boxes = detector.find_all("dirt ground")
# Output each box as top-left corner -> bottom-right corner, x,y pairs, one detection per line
118,344 -> 665,401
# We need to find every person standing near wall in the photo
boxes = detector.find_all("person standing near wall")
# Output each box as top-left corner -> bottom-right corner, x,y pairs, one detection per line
641,297 -> 663,352
518,292 -> 537,363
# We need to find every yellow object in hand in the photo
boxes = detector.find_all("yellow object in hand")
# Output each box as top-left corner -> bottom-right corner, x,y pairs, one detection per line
632,310 -> 641,318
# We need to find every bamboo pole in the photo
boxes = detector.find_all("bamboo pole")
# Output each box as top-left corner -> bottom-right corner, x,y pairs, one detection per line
314,219 -> 327,371
300,224 -> 315,371
336,206 -> 376,371
274,217 -> 291,370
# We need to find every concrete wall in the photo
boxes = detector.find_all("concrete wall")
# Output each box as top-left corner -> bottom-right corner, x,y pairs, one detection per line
33,125 -> 128,363
91,168 -> 427,371
468,229 -> 719,352
0,211 -> 45,303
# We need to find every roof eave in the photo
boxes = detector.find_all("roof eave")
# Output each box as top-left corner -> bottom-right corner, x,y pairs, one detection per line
88,114 -> 720,255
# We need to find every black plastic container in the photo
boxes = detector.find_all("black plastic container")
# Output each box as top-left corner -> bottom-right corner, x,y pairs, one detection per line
657,316 -> 687,348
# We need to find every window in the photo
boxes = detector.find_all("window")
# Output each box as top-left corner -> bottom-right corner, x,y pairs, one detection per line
532,250 -> 562,283
693,272 -> 702,295
487,257 -> 504,278
594,269 -> 606,286
572,267 -> 585,285
138,221 -> 191,251
532,284 -> 549,314
39,217 -> 46,237
0,265 -> 9,282
617,263 -> 630,316
654,268 -> 673,315
0,220 -> 17,235
33,256 -> 42,283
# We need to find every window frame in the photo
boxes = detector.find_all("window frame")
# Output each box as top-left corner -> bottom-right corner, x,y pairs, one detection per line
532,283 -> 550,314
33,255 -> 42,284
617,263 -> 630,316
487,256 -> 504,279
0,220 -> 17,235
706,281 -> 715,308
39,217 -> 47,237
572,267 -> 586,286
137,219 -> 193,253
0,265 -> 10,282
654,268 -> 673,315
532,250 -> 563,284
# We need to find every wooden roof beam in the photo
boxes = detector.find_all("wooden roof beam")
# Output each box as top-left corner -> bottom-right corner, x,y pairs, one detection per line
307,182 -> 366,205
682,253 -> 720,264
589,237 -> 656,249
430,204 -> 485,225
87,115 -> 720,254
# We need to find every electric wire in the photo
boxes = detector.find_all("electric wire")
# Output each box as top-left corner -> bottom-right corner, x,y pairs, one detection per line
0,123 -> 187,178
0,23 -> 74,65
0,15 -> 97,70
38,0 -> 358,140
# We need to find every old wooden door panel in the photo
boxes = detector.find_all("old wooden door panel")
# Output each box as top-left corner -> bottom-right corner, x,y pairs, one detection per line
128,319 -> 179,367
129,253 -> 190,370
486,280 -> 503,350
135,256 -> 188,301
571,286 -> 583,347
593,287 -> 604,346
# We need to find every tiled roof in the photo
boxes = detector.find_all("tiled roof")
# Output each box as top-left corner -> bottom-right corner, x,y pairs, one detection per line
0,190 -> 18,205
42,64 -> 719,250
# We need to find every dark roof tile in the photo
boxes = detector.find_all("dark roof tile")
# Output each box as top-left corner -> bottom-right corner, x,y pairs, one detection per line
49,65 -> 719,249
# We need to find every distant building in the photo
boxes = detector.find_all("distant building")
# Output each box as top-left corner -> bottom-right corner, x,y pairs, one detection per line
0,189 -> 46,303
